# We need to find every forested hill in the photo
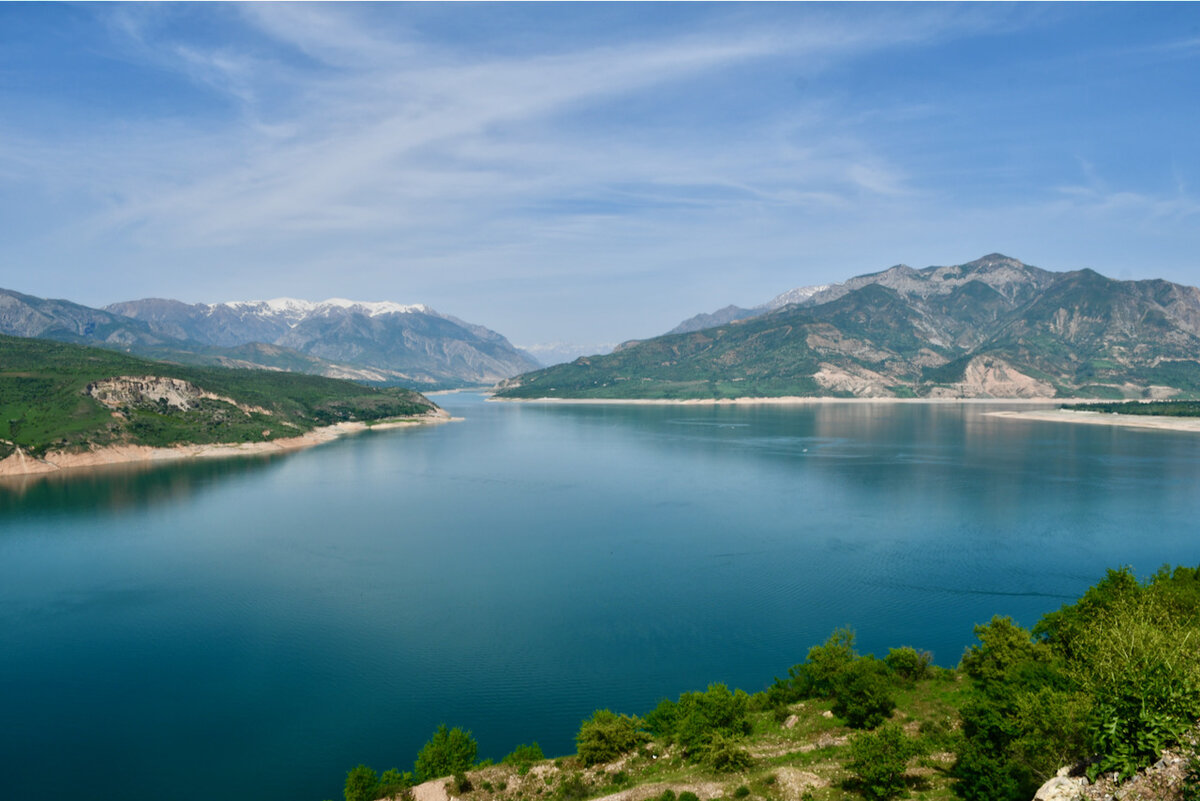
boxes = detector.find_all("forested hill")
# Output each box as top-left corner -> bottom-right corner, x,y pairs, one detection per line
0,335 -> 439,460
494,255 -> 1200,400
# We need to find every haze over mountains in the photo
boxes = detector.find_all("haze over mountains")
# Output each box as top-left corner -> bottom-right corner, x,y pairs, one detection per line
496,254 -> 1200,400
0,289 -> 538,388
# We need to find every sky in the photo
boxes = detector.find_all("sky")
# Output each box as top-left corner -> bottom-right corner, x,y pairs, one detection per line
1,3 -> 1199,351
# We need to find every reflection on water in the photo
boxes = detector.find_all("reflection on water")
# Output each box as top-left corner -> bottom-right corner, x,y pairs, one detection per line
0,451 -> 291,519
2,397 -> 1199,801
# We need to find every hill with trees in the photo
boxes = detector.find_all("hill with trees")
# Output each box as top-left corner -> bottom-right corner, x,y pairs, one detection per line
0,334 -> 440,464
495,255 -> 1200,400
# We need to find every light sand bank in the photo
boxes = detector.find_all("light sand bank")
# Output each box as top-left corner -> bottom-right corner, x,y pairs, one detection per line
0,410 -> 454,479
489,395 -> 1083,406
986,408 -> 1200,433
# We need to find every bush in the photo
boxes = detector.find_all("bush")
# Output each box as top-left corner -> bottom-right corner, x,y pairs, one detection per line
576,710 -> 646,766
703,733 -> 754,773
644,698 -> 679,739
379,769 -> 413,800
502,742 -> 545,770
1069,588 -> 1200,779
678,793 -> 700,801
415,725 -> 478,781
345,765 -> 380,801
800,627 -> 858,698
959,616 -> 1051,689
673,684 -> 751,757
831,657 -> 896,729
450,773 -> 473,795
847,721 -> 919,800
556,773 -> 588,801
733,786 -> 750,798
885,647 -> 932,682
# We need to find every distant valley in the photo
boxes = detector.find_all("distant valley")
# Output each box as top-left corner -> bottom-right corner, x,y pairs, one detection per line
496,254 -> 1200,400
0,289 -> 539,389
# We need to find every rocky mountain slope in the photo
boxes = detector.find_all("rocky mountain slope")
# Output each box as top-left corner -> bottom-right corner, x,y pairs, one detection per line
107,297 -> 540,387
496,254 -> 1200,400
0,288 -> 536,388
667,284 -> 833,335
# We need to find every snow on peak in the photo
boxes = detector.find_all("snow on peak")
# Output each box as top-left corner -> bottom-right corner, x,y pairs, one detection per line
763,283 -> 835,310
211,297 -> 432,320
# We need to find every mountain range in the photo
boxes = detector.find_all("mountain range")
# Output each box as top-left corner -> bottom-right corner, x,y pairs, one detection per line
495,254 -> 1200,400
0,289 -> 539,388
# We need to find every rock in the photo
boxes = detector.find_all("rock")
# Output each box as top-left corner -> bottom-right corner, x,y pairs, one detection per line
1033,776 -> 1086,801
783,715 -> 799,729
821,710 -> 833,719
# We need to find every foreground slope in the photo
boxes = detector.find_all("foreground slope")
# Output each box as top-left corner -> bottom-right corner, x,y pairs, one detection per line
0,334 -> 439,463
496,255 -> 1200,400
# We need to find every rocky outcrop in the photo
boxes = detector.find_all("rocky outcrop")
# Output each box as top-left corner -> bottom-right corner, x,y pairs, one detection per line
85,376 -> 270,415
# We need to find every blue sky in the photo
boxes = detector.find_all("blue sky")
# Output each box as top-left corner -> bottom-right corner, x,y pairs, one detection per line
1,3 -> 1199,349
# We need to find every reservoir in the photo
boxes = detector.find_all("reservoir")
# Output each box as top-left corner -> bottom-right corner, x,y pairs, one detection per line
2,394 -> 1197,801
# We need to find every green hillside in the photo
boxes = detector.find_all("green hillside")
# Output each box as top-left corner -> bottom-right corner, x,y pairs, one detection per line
0,335 -> 438,460
495,257 -> 1200,401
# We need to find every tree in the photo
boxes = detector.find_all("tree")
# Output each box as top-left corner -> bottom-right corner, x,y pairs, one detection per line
345,764 -> 380,801
847,722 -> 919,800
415,725 -> 478,781
576,710 -> 646,766
830,657 -> 896,729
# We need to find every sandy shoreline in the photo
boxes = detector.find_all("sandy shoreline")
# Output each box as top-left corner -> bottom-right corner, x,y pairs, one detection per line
493,395 -> 1200,433
488,395 -> 1084,406
985,408 -> 1200,434
0,410 -> 454,479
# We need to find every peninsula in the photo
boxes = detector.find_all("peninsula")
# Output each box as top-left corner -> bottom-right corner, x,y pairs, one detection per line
0,335 -> 446,478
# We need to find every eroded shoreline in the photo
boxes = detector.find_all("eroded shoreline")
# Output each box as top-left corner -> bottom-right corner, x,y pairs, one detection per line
0,410 -> 454,479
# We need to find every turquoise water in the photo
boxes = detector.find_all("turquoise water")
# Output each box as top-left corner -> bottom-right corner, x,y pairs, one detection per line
2,395 -> 1198,801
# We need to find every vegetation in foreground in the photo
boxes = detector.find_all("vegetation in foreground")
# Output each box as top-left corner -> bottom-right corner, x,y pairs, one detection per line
335,565 -> 1200,801
0,335 -> 438,460
1061,400 -> 1200,417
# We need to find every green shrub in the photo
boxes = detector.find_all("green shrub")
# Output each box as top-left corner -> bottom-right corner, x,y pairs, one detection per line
379,769 -> 413,800
678,793 -> 700,801
556,773 -> 588,801
673,684 -> 751,757
733,786 -> 750,798
799,627 -> 858,698
885,647 -> 932,682
846,721 -> 919,800
345,764 -> 380,801
1069,589 -> 1200,779
831,657 -> 896,729
644,698 -> 679,738
502,742 -> 545,770
415,725 -> 479,781
704,733 -> 754,773
959,616 -> 1051,689
450,773 -> 473,795
576,710 -> 646,766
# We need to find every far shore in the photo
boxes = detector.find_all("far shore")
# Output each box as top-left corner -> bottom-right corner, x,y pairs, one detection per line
0,410 -> 455,480
487,395 -> 1086,406
491,395 -> 1200,433
985,407 -> 1200,434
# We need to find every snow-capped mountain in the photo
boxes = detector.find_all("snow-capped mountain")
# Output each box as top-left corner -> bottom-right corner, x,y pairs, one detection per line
106,296 -> 539,387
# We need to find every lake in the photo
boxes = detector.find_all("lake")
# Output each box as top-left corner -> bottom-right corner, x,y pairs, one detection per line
2,395 -> 1197,801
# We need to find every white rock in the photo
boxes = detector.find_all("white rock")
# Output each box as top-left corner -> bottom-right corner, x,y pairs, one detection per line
1033,775 -> 1086,801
